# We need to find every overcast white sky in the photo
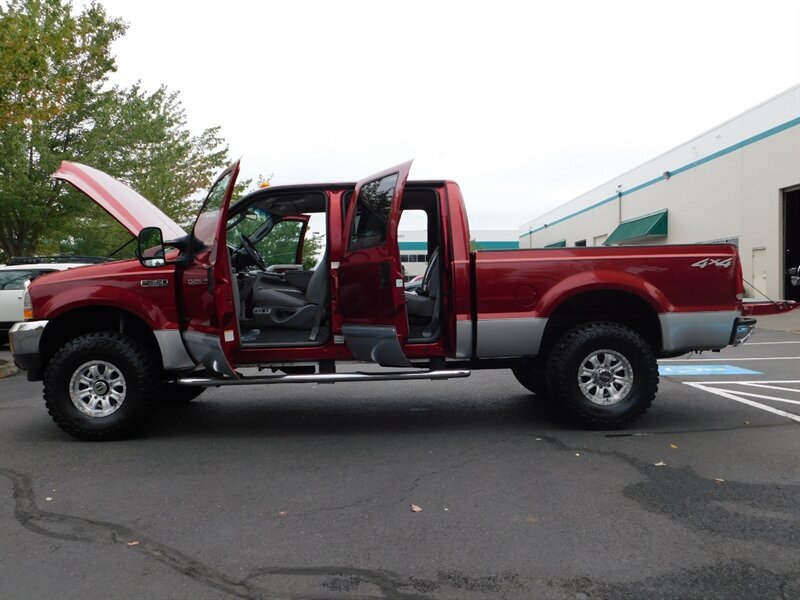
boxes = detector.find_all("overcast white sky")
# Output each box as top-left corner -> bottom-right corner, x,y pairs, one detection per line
86,0 -> 800,231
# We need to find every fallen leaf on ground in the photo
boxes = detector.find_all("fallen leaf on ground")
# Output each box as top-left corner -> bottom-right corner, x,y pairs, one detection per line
410,504 -> 423,513
127,541 -> 139,547
654,461 -> 667,467
670,444 -> 678,449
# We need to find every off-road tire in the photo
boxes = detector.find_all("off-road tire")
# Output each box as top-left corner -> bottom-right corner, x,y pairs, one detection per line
546,322 -> 658,429
43,332 -> 159,441
159,383 -> 205,404
512,357 -> 549,398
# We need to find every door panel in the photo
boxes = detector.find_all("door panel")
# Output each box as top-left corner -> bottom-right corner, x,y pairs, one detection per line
751,247 -> 767,298
339,161 -> 413,366
180,161 -> 241,377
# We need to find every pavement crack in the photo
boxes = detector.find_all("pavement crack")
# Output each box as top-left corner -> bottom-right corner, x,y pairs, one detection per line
0,467 -> 437,600
0,467 -> 275,599
242,567 -> 428,600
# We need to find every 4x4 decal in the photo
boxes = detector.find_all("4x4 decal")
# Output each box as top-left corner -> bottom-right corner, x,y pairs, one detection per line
691,258 -> 733,268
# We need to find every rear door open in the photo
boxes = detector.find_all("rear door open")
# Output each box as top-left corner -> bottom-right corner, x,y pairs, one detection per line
338,161 -> 413,367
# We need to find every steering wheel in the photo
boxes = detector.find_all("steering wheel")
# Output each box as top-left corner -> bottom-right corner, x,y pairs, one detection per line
240,233 -> 267,270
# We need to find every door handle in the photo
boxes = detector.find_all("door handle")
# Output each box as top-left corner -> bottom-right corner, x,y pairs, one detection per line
379,261 -> 390,289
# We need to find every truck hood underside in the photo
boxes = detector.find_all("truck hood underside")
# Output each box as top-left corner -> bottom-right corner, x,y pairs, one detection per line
52,161 -> 187,240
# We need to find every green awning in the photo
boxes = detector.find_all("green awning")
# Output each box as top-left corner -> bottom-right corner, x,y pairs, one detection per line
605,210 -> 668,245
544,239 -> 567,248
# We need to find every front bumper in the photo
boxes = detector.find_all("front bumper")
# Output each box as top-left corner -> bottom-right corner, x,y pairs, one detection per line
730,317 -> 756,346
9,320 -> 48,380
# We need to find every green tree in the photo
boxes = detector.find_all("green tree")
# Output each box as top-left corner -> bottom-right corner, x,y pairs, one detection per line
0,0 -> 228,260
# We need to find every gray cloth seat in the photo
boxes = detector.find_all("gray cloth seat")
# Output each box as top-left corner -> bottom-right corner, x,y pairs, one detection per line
405,248 -> 440,318
251,252 -> 328,338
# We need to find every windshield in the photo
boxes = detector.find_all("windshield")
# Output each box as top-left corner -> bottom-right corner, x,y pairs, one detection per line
227,206 -> 274,243
0,270 -> 36,290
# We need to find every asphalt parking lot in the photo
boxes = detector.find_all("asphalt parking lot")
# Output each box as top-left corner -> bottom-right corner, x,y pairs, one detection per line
1,325 -> 799,600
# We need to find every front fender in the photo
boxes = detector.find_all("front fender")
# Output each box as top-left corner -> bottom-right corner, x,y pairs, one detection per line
39,283 -> 178,330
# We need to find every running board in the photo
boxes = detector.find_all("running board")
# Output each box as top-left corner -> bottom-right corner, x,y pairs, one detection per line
176,369 -> 471,387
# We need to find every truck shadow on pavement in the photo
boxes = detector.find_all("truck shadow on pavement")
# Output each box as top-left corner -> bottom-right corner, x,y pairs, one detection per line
149,392 -> 570,439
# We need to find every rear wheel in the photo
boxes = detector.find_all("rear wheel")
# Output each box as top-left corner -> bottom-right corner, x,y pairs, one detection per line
44,332 -> 159,440
546,322 -> 658,429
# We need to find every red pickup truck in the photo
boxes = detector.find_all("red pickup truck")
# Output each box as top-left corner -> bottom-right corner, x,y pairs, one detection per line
10,160 -> 791,440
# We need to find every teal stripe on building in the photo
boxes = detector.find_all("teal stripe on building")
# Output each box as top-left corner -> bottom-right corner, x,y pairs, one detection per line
398,242 -> 428,250
400,241 -> 519,250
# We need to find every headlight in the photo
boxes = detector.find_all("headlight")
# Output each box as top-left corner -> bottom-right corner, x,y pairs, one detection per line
23,290 -> 33,320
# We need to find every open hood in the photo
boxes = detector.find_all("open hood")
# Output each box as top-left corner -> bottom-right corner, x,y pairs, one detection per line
52,161 -> 187,240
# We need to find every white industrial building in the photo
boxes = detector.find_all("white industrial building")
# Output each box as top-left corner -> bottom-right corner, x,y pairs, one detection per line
519,85 -> 800,302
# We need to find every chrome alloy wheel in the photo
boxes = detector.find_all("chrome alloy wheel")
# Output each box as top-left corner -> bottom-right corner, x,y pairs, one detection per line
577,349 -> 634,405
69,360 -> 127,417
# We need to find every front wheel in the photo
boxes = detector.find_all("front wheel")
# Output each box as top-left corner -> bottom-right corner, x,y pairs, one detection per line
546,322 -> 658,429
43,332 -> 159,440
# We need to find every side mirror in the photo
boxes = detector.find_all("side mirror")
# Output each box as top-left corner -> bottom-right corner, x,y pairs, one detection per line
138,227 -> 166,268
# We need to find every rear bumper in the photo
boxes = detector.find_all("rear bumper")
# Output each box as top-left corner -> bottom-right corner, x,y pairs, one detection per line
730,317 -> 756,346
9,320 -> 47,381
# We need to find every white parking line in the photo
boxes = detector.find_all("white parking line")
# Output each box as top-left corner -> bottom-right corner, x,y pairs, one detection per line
660,356 -> 800,362
717,389 -> 800,405
736,382 -> 800,393
684,381 -> 800,424
745,341 -> 800,345
683,380 -> 800,385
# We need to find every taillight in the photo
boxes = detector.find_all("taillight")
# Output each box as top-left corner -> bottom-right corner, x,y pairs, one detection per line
23,290 -> 33,320
734,252 -> 745,301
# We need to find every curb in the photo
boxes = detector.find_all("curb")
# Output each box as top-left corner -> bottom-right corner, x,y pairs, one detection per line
0,359 -> 19,379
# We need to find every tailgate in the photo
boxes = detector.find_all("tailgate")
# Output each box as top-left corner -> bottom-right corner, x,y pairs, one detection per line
742,300 -> 799,316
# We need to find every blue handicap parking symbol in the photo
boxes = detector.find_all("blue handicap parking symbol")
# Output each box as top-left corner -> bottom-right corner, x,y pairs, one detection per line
658,364 -> 762,376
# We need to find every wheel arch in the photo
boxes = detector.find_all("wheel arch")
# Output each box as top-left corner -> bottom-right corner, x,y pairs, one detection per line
539,289 -> 663,357
40,306 -> 164,373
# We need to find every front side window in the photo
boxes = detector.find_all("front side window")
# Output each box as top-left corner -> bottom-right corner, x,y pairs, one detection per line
193,171 -> 234,249
348,173 -> 398,251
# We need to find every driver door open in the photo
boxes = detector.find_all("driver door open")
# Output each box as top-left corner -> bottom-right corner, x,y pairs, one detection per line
338,161 -> 413,367
179,161 -> 241,378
